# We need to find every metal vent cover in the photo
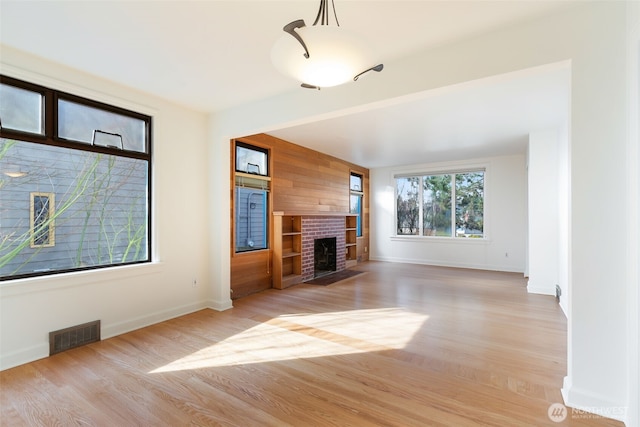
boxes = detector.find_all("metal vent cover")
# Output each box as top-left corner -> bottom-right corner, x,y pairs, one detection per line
49,320 -> 100,355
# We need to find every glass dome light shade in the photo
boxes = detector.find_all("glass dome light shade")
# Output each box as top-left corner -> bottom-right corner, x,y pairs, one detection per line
271,25 -> 374,88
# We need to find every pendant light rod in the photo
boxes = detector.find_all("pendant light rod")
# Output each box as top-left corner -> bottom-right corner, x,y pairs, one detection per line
353,64 -> 384,81
313,0 -> 340,26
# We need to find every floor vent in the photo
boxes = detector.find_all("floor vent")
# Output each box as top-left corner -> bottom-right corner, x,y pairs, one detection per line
49,320 -> 101,355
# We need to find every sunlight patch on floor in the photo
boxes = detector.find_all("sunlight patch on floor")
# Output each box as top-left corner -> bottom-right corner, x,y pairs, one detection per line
276,307 -> 429,350
150,308 -> 428,373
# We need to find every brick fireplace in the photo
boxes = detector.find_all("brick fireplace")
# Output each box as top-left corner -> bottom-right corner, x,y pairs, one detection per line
301,216 -> 346,281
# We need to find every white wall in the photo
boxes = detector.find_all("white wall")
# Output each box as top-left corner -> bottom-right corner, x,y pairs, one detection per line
369,155 -> 526,272
1,2 -> 636,425
626,3 -> 639,425
527,130 -> 560,296
557,126 -> 570,316
0,47 -> 212,370
207,2 -> 633,423
560,2 -> 628,418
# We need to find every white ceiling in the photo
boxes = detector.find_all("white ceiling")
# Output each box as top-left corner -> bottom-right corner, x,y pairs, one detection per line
269,65 -> 569,168
0,0 -> 572,168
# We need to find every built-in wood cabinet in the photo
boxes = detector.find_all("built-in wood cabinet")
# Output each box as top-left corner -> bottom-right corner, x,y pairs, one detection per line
273,212 -> 359,289
231,134 -> 369,297
273,213 -> 302,289
345,215 -> 358,268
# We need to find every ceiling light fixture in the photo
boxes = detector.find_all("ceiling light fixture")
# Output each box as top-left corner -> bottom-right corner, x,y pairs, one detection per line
2,163 -> 27,178
3,171 -> 27,178
271,0 -> 383,90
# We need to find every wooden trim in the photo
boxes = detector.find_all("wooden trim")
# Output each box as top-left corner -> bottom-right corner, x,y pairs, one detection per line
230,138 -> 275,298
230,138 -> 274,259
235,171 -> 272,181
274,211 -> 356,217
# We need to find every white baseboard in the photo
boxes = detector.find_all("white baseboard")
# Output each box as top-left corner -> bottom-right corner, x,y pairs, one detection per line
0,343 -> 49,371
562,376 -> 628,422
1,301 -> 212,371
526,283 -> 556,296
207,298 -> 233,311
102,301 -> 210,339
559,297 -> 569,318
368,255 -> 524,273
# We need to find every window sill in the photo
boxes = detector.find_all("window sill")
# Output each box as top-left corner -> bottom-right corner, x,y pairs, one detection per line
234,248 -> 270,256
390,235 -> 490,244
0,262 -> 163,297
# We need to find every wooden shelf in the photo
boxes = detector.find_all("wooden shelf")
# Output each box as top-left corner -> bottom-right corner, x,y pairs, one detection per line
273,213 -> 302,289
274,213 -> 359,289
282,251 -> 301,259
345,215 -> 358,266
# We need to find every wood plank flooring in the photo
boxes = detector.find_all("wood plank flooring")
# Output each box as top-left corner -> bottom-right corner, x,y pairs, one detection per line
0,262 -> 624,426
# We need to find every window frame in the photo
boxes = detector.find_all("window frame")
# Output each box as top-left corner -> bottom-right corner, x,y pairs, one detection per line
0,75 -> 153,281
55,93 -> 149,154
0,79 -> 46,135
232,139 -> 271,254
0,76 -> 151,160
349,172 -> 364,237
235,141 -> 269,177
394,168 -> 486,240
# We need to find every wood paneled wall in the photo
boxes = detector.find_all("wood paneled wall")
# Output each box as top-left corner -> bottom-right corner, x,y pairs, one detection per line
230,133 -> 369,298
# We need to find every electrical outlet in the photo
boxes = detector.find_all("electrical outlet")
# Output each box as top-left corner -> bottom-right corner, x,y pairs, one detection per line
505,252 -> 509,258
192,278 -> 197,287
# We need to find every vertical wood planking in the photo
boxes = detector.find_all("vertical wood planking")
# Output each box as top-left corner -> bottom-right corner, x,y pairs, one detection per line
231,134 -> 370,296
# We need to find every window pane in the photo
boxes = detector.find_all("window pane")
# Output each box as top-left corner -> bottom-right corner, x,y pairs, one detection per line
0,83 -> 43,134
350,194 -> 362,236
236,144 -> 267,176
0,138 -> 149,278
396,177 -> 419,235
58,99 -> 147,153
235,187 -> 268,252
455,172 -> 484,238
423,174 -> 452,236
350,174 -> 362,191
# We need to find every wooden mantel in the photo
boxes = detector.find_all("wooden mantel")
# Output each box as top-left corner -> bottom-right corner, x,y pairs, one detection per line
273,211 -> 357,217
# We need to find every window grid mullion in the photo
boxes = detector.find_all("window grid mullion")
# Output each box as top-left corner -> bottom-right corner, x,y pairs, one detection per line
451,174 -> 456,237
418,176 -> 424,236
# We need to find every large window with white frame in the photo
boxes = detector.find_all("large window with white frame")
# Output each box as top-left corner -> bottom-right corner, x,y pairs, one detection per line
0,75 -> 151,281
396,170 -> 484,238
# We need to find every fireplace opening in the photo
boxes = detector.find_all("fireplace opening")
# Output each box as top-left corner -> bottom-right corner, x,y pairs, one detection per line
314,237 -> 337,278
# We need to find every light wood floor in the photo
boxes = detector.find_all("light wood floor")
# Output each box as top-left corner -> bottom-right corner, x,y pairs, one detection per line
0,262 -> 623,426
